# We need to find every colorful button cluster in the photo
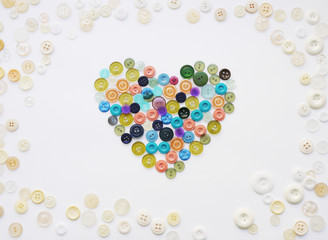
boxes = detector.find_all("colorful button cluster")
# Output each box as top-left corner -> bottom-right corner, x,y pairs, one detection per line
94,59 -> 236,179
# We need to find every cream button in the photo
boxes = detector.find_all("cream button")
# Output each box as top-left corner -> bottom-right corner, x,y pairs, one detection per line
18,75 -> 33,90
39,12 -> 49,23
40,41 -> 54,55
234,5 -> 246,17
81,210 -> 97,227
291,51 -> 305,66
151,218 -> 166,235
9,222 -> 23,237
18,139 -> 30,152
137,9 -> 152,24
118,220 -> 131,234
302,201 -> 318,217
294,220 -> 308,236
314,182 -> 328,197
259,3 -> 273,17
84,193 -> 99,209
80,18 -> 93,32
312,161 -> 325,174
31,190 -> 44,203
245,1 -> 258,13
15,199 -> 29,214
114,198 -> 130,215
251,171 -> 274,194
22,60 -> 35,74
270,30 -> 285,45
233,208 -> 254,229
102,209 -> 115,223
6,119 -> 19,132
40,23 -> 51,33
299,138 -> 314,153
100,5 -> 112,17
9,9 -> 17,19
66,206 -> 80,220
199,0 -> 211,13
254,16 -> 269,31
291,7 -> 303,21
135,0 -> 147,9
309,215 -> 325,232
315,23 -> 328,39
297,103 -> 311,116
306,10 -> 320,25
136,210 -> 152,226
0,139 -> 4,149
307,90 -> 326,109
38,211 -> 53,227
152,2 -> 162,11
0,182 -> 4,193
37,63 -> 47,74
284,184 -> 304,204
214,8 -> 227,21
263,194 -> 273,205
303,176 -> 317,190
292,167 -> 306,182
65,27 -> 77,40
90,0 -> 101,7
6,156 -> 20,170
0,124 -> 6,138
282,40 -> 296,54
295,27 -> 307,39
57,3 -> 71,18
44,196 -> 56,208
306,169 -> 316,177
270,214 -> 280,226
24,96 -> 35,107
14,27 -> 29,42
87,8 -> 100,20
98,224 -> 110,237
41,55 -> 51,65
167,0 -> 181,9
16,42 -> 31,56
192,226 -> 207,240
270,200 -> 285,215
15,0 -> 29,13
283,229 -> 296,240
51,23 -> 62,35
19,187 -> 31,200
299,73 -> 311,85
55,223 -> 67,236
247,224 -> 258,234
186,9 -> 200,24
304,35 -> 324,55
167,212 -> 181,226
0,150 -> 8,164
274,9 -> 286,22
305,118 -> 320,133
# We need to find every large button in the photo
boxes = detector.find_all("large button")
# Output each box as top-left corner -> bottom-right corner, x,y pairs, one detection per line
297,103 -> 311,116
309,215 -> 325,232
284,184 -> 304,204
251,171 -> 274,194
234,208 -> 254,229
142,154 -> 156,168
151,218 -> 166,235
132,142 -> 146,155
185,96 -> 199,110
137,210 -> 152,226
305,35 -> 324,55
114,198 -> 130,215
166,151 -> 178,164
305,10 -> 320,25
66,206 -> 80,220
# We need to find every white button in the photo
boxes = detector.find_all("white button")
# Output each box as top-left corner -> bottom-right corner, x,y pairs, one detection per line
295,27 -> 307,39
248,224 -> 258,234
282,40 -> 296,54
44,196 -> 56,208
80,18 -> 94,32
15,0 -> 29,13
274,9 -> 286,22
307,90 -> 326,109
304,35 -> 324,55
284,184 -> 304,204
299,138 -> 314,154
98,224 -> 110,237
251,171 -> 274,194
19,75 -> 33,90
315,22 -> 328,39
0,124 -> 6,138
40,22 -> 51,33
74,0 -> 85,9
226,79 -> 236,89
152,2 -> 162,12
316,140 -> 328,154
234,5 -> 246,17
214,8 -> 227,21
14,27 -> 29,42
199,0 -> 212,13
294,220 -> 308,236
263,194 -> 273,205
84,193 -> 99,209
38,211 -> 53,227
0,49 -> 11,61
115,8 -> 128,20
81,210 -> 97,227
37,63 -> 47,74
55,223 -> 67,236
117,220 -> 131,234
254,15 -> 269,31
108,0 -> 120,9
297,103 -> 311,116
114,198 -> 130,215
166,230 -> 180,240
9,8 -> 19,19
186,9 -> 200,24
299,73 -> 311,85
65,27 -> 77,40
309,215 -> 325,232
135,0 -> 147,9
319,111 -> 328,122
40,41 -> 54,55
311,74 -> 326,89
90,0 -> 101,7
302,201 -> 318,217
167,0 -> 181,9
202,111 -> 212,122
317,53 -> 327,64
192,226 -> 207,240
51,23 -> 62,35
270,30 -> 285,45
136,210 -> 152,226
312,161 -> 325,174
6,119 -> 19,132
151,218 -> 166,235
18,139 -> 30,151
234,208 -> 254,229
100,5 -> 112,17
305,118 -> 320,132
87,8 -> 100,20
57,3 -> 71,18
95,92 -> 105,102
16,42 -> 31,56
292,167 -> 306,182
291,7 -> 303,21
19,187 -> 31,200
41,55 -> 51,65
303,176 -> 317,190
306,10 -> 320,25
137,9 -> 152,24
291,51 -> 305,66
245,1 -> 258,13
270,215 -> 280,226
135,60 -> 145,71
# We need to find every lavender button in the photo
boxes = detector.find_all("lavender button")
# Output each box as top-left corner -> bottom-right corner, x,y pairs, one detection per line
121,105 -> 130,114
158,106 -> 167,116
190,87 -> 200,97
175,127 -> 185,137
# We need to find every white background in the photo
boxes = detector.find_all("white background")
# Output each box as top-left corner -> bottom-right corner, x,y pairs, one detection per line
0,0 -> 328,239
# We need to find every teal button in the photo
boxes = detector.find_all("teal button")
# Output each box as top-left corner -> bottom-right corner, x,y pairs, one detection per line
153,86 -> 163,97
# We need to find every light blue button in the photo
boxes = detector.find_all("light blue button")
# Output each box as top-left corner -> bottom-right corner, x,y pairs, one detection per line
201,84 -> 215,99
215,83 -> 228,95
158,73 -> 170,85
110,104 -> 122,116
98,100 -> 110,112
153,86 -> 163,97
179,149 -> 191,161
158,142 -> 170,154
199,100 -> 211,112
182,131 -> 195,143
161,113 -> 172,124
134,94 -> 144,104
149,78 -> 158,88
146,130 -> 158,142
140,101 -> 150,112
191,109 -> 203,121
171,117 -> 183,129
146,142 -> 158,154
100,68 -> 110,78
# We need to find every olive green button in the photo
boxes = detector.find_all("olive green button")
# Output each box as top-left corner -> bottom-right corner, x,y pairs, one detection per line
114,125 -> 125,136
109,62 -> 123,75
193,72 -> 208,87
119,113 -> 134,126
165,168 -> 177,179
207,121 -> 221,135
124,58 -> 135,69
224,103 -> 235,113
126,68 -> 139,82
132,142 -> 146,156
94,78 -> 109,92
194,61 -> 205,72
185,96 -> 199,110
174,161 -> 185,172
209,75 -> 220,85
207,64 -> 218,75
142,154 -> 156,168
149,78 -> 158,88
225,92 -> 235,103
200,134 -> 211,145
180,65 -> 195,79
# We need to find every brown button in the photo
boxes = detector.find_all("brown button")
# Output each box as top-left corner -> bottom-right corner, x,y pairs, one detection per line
314,182 -> 328,197
0,39 -> 4,51
8,69 -> 21,82
6,156 -> 20,170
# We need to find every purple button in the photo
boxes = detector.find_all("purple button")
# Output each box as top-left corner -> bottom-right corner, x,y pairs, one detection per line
175,127 -> 185,137
190,87 -> 200,97
152,96 -> 166,110
121,105 -> 130,114
158,106 -> 167,116
169,76 -> 179,85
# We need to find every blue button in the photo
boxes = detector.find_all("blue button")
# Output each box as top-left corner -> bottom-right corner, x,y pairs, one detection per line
158,73 -> 170,85
141,87 -> 154,101
161,113 -> 172,124
110,104 -> 122,116
130,124 -> 144,138
179,149 -> 191,161
99,68 -> 110,78
98,100 -> 110,112
215,83 -> 227,95
134,94 -> 144,104
140,101 -> 150,112
182,131 -> 195,143
201,84 -> 215,99
191,109 -> 203,121
175,92 -> 186,103
199,100 -> 211,112
171,117 -> 183,129
153,86 -> 163,97
121,133 -> 132,144
146,142 -> 158,154
158,142 -> 170,154
146,130 -> 158,142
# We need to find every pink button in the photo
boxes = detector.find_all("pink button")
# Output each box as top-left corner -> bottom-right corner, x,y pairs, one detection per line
169,76 -> 179,85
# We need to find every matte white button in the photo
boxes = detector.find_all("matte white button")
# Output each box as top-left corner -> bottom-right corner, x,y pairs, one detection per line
305,118 -> 320,132
18,139 -> 30,151
306,169 -> 316,177
202,112 -> 212,122
57,3 -> 71,18
65,27 -> 77,40
37,63 -> 47,74
55,223 -> 67,236
95,92 -> 105,102
0,49 -> 11,61
18,75 -> 33,90
304,35 -> 324,55
214,8 -> 227,21
186,9 -> 200,24
38,211 -> 52,227
307,90 -> 326,109
291,51 -> 305,66
282,40 -> 296,54
167,0 -> 181,9
319,111 -> 328,122
14,27 -> 29,42
248,224 -> 258,234
291,8 -> 303,21
294,220 -> 308,236
234,208 -> 254,229
251,171 -> 274,194
114,198 -> 130,215
311,75 -> 326,89
137,9 -> 151,24
90,0 -> 101,7
254,16 -> 269,31
117,220 -> 131,234
225,79 -> 236,89
303,176 -> 317,190
6,119 -> 19,132
234,5 -> 246,17
306,10 -> 320,25
245,1 -> 258,13
16,42 -> 31,56
263,194 -> 273,205
270,215 -> 280,226
284,184 -> 304,204
74,0 -> 85,9
135,60 -> 145,71
81,210 -> 97,227
151,218 -> 166,235
297,103 -> 311,116
199,0 -> 211,13
100,5 -> 112,17
135,0 -> 147,9
136,210 -> 152,226
98,224 -> 110,237
166,230 -> 180,240
192,226 -> 207,240
114,8 -> 128,20
316,140 -> 328,154
295,27 -> 307,39
102,209 -> 114,223
44,196 -> 56,208
312,161 -> 325,174
274,9 -> 286,22
302,201 -> 318,217
0,182 -> 4,193
315,22 -> 328,39
84,193 -> 99,209
51,23 -> 62,35
299,138 -> 314,154
152,2 -> 162,12
292,167 -> 306,182
316,64 -> 328,76
309,215 -> 325,232
41,55 -> 51,65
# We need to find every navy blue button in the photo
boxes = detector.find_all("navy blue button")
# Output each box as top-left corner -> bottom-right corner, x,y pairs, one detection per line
152,120 -> 164,131
161,113 -> 172,124
138,76 -> 149,87
159,127 -> 174,141
178,107 -> 190,119
146,130 -> 158,142
130,124 -> 144,138
99,100 -> 110,112
175,92 -> 186,103
130,103 -> 140,113
121,133 -> 132,144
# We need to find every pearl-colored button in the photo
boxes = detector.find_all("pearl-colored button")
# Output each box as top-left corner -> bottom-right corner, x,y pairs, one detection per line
192,226 -> 207,240
18,75 -> 33,90
297,103 -> 311,116
137,8 -> 151,24
19,187 -> 31,200
307,90 -> 326,109
282,40 -> 296,54
305,10 -> 320,25
302,201 -> 318,217
315,22 -> 328,38
291,7 -> 303,21
84,193 -> 99,209
117,220 -> 131,234
22,60 -> 35,74
245,1 -> 258,13
304,35 -> 324,55
309,215 -> 325,232
44,196 -> 56,208
167,0 -> 181,9
151,218 -> 166,235
233,208 -> 254,229
292,166 -> 306,182
37,211 -> 53,227
81,210 -> 97,227
66,206 -> 80,220
284,184 -> 304,204
55,223 -> 67,236
57,3 -> 71,18
9,222 -> 23,237
270,30 -> 285,45
274,9 -> 286,22
102,209 -> 115,223
305,118 -> 320,133
303,176 -> 317,190
299,73 -> 311,85
270,215 -> 280,226
299,138 -> 314,154
186,9 -> 200,24
40,41 -> 54,55
199,0 -> 211,13
98,224 -> 110,237
234,5 -> 246,17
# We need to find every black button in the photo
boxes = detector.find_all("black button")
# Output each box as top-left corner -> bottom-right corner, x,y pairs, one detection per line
130,124 -> 144,138
178,107 -> 190,119
121,133 -> 132,144
130,103 -> 140,113
159,127 -> 174,141
138,76 -> 149,87
219,68 -> 231,80
175,92 -> 186,103
108,115 -> 118,125
152,120 -> 164,131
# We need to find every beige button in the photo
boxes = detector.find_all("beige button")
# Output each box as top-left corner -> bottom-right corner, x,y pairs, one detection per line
314,182 -> 328,197
1,0 -> 15,8
294,220 -> 308,236
138,9 -> 151,24
41,55 -> 51,65
102,209 -> 115,223
80,18 -> 93,32
291,51 -> 306,66
283,229 -> 296,240
234,5 -> 246,17
0,182 -> 4,194
214,8 -> 227,21
66,206 -> 80,220
9,222 -> 23,237
151,218 -> 166,235
167,0 -> 181,9
281,40 -> 296,54
8,69 -> 21,82
245,1 -> 258,13
38,211 -> 53,227
18,75 -> 33,90
186,8 -> 200,24
6,156 -> 20,170
302,201 -> 318,217
299,73 -> 311,85
87,8 -> 100,20
270,214 -> 280,226
84,193 -> 99,209
98,224 -> 110,237
22,60 -> 35,74
25,18 -> 39,32
270,200 -> 285,215
0,205 -> 4,217
100,5 -> 112,17
15,0 -> 30,13
299,138 -> 314,153
259,3 -> 273,17
39,12 -> 50,23
254,16 -> 269,31
19,187 -> 31,200
15,199 -> 28,214
18,139 -> 30,152
248,224 -> 258,234
44,196 -> 56,208
31,190 -> 45,204
117,220 -> 131,234
167,212 -> 181,226
114,198 -> 130,215
6,119 -> 19,132
291,7 -> 303,21
274,9 -> 286,22
0,67 -> 4,79
0,149 -> 8,164
40,41 -> 54,55
81,210 -> 97,227
57,3 -> 71,18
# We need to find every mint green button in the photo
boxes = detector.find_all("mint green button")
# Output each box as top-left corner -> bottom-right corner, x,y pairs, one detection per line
209,75 -> 220,85
149,78 -> 158,88
114,125 -> 125,136
200,134 -> 211,145
224,103 -> 235,113
194,61 -> 205,72
124,58 -> 135,69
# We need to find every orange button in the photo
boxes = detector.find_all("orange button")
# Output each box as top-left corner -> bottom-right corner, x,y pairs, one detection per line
212,96 -> 225,108
213,109 -> 225,121
146,109 -> 159,121
116,79 -> 129,92
134,112 -> 146,124
170,138 -> 184,151
180,80 -> 192,93
106,89 -> 119,103
194,125 -> 207,137
165,151 -> 178,164
183,119 -> 196,131
143,66 -> 156,78
8,69 -> 21,82
155,160 -> 168,173
163,85 -> 177,99
129,84 -> 141,96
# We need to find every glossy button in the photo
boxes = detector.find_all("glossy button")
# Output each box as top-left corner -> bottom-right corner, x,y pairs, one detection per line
146,142 -> 158,154
109,62 -> 123,75
180,65 -> 194,79
207,120 -> 221,135
270,200 -> 285,215
155,160 -> 168,173
31,190 -> 44,204
66,206 -> 80,220
142,154 -> 156,168
132,142 -> 146,155
94,78 -> 108,92
224,103 -> 234,113
158,142 -> 170,154
178,107 -> 190,119
189,141 -> 203,155
121,133 -> 132,144
193,72 -> 208,86
234,208 -> 254,229
165,168 -> 176,179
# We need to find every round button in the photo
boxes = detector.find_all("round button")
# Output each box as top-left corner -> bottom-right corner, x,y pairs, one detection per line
305,35 -> 324,55
282,40 -> 296,54
114,198 -> 130,215
303,176 -> 317,190
81,210 -> 97,227
167,0 -> 181,9
299,138 -> 314,153
274,9 -> 286,22
291,7 -> 303,21
192,226 -> 207,240
55,223 -> 67,236
118,220 -> 131,234
270,200 -> 285,215
314,182 -> 328,197
98,224 -> 110,237
44,196 -> 56,208
284,184 -> 304,204
102,209 -> 114,223
31,190 -> 44,204
6,156 -> 20,170
9,223 -> 23,237
40,41 -> 54,55
283,229 -> 296,240
306,10 -> 320,25
259,3 -> 273,17
109,62 -> 123,75
309,215 -> 325,232
132,142 -> 146,155
15,199 -> 28,214
270,214 -> 280,226
189,141 -> 203,155
245,1 -> 258,13
151,218 -> 166,235
108,115 -> 118,126
252,171 -> 274,194
19,187 -> 31,200
66,206 -> 80,220
38,211 -> 53,227
207,120 -> 221,135
165,168 -> 176,179
271,30 -> 285,45
303,201 -> 318,217
297,103 -> 311,116
186,8 -> 200,24
84,193 -> 99,209
294,220 -> 308,236
136,210 -> 152,226
114,124 -> 125,136
180,65 -> 194,79
292,167 -> 306,182
130,124 -> 144,137
167,212 -> 181,226
234,208 -> 254,229
94,78 -> 108,92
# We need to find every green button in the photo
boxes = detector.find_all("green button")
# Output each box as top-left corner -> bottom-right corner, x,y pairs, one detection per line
207,121 -> 221,135
194,61 -> 205,72
209,75 -> 220,85
114,125 -> 125,136
224,103 -> 235,113
124,58 -> 135,69
180,65 -> 195,79
225,92 -> 235,103
193,72 -> 208,87
200,134 -> 211,145
174,161 -> 185,172
149,78 -> 158,88
165,168 -> 177,179
207,64 -> 218,75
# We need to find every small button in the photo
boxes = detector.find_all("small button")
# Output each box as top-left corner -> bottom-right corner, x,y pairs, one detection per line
109,62 -> 123,75
207,120 -> 221,135
271,30 -> 285,45
259,3 -> 273,17
165,168 -> 176,179
245,1 -> 258,13
248,224 -> 258,235
137,8 -> 152,24
314,182 -> 328,197
6,156 -> 20,171
155,160 -> 168,173
167,0 -> 181,9
40,41 -> 54,55
299,138 -> 314,153
178,107 -> 190,119
166,151 -> 178,164
180,80 -> 192,93
66,206 -> 80,220
180,65 -> 194,79
81,210 -> 97,227
291,7 -> 303,21
281,40 -> 296,54
44,196 -> 56,208
192,226 -> 207,240
15,199 -> 28,214
189,141 -> 203,155
292,167 -> 306,182
294,220 -> 308,236
137,210 -> 152,226
270,214 -> 280,226
114,198 -> 130,215
144,66 -> 155,78
129,124 -> 144,138
118,220 -> 131,234
57,3 -> 71,18
274,9 -> 286,22
303,176 -> 317,190
19,187 -> 31,200
132,142 -> 146,155
214,8 -> 227,21
31,190 -> 44,204
98,224 -> 110,237
186,8 -> 200,24
179,149 -> 191,161
270,200 -> 285,215
251,171 -> 274,194
283,229 -> 296,240
167,212 -> 181,226
193,72 -> 208,86
9,222 -> 23,238
151,218 -> 166,235
38,211 -> 53,227
108,115 -> 118,126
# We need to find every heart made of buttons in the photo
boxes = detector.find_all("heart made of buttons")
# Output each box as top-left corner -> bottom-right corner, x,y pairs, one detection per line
94,59 -> 236,179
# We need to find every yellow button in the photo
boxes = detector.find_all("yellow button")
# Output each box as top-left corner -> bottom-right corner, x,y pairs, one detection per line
167,212 -> 181,226
109,61 -> 123,75
0,67 -> 4,79
66,206 -> 80,220
166,100 -> 180,114
314,182 -> 328,197
8,69 -> 21,82
207,120 -> 221,135
15,199 -> 29,214
31,190 -> 45,204
94,78 -> 108,92
126,68 -> 139,82
119,113 -> 134,126
6,156 -> 20,170
142,154 -> 156,168
189,141 -> 203,155
132,142 -> 146,156
185,96 -> 199,110
0,39 -> 4,51
119,92 -> 133,105
270,200 -> 285,215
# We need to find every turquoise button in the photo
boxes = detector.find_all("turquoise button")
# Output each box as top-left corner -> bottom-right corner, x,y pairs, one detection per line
158,142 -> 170,154
149,77 -> 158,88
171,117 -> 183,129
153,86 -> 163,97
146,142 -> 158,154
110,104 -> 122,116
199,100 -> 211,112
134,94 -> 144,104
146,130 -> 158,142
201,84 -> 215,99
215,83 -> 227,95
100,68 -> 110,78
182,131 -> 195,143
140,101 -> 150,112
191,109 -> 203,121
158,73 -> 170,85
